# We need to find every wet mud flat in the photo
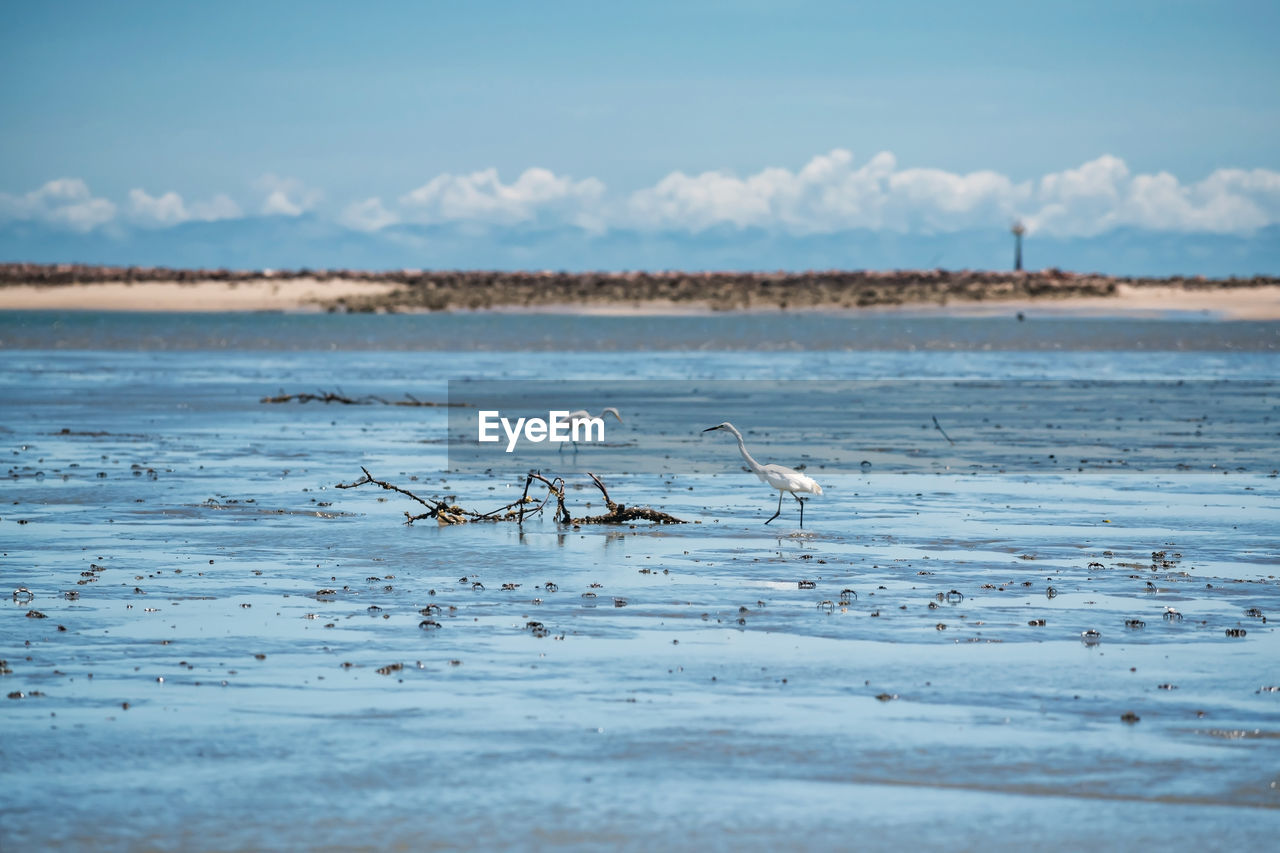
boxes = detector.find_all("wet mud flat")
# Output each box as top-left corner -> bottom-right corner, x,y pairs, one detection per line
1,343 -> 1279,849
4,262 -> 1279,311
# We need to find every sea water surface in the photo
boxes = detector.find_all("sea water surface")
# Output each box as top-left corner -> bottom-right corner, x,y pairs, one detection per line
2,311 -> 1278,851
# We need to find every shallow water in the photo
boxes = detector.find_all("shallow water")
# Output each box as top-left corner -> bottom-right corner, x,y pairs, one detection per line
2,314 -> 1278,850
3,308 -> 1279,351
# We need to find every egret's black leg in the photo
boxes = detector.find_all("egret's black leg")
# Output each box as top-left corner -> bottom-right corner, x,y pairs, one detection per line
764,490 -> 783,524
795,494 -> 805,528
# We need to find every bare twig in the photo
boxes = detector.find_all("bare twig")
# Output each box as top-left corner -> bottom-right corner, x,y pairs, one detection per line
932,415 -> 956,445
516,471 -> 535,524
335,466 -> 440,509
587,472 -> 616,511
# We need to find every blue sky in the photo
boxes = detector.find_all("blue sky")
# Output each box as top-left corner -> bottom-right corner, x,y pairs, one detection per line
1,0 -> 1278,266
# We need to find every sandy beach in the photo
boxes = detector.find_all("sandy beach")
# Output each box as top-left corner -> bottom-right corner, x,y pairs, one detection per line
0,277 -> 400,312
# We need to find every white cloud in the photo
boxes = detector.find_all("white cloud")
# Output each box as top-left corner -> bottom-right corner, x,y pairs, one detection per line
886,166 -> 1026,230
623,149 -> 1280,237
625,149 -> 1029,233
127,189 -> 242,227
340,197 -> 399,232
254,174 -> 322,217
128,189 -> 186,227
5,155 -> 1279,239
0,178 -> 117,232
1015,156 -> 1280,236
399,167 -> 606,229
190,193 -> 242,222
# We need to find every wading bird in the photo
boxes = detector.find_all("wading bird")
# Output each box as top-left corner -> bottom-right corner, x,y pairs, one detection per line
702,422 -> 823,527
560,407 -> 623,451
566,407 -> 622,428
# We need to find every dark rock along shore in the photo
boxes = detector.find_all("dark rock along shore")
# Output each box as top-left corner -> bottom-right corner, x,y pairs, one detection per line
2,263 -> 1276,312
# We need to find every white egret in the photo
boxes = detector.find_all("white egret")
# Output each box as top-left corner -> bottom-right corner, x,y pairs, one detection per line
702,422 -> 823,527
560,407 -> 623,451
565,407 -> 623,428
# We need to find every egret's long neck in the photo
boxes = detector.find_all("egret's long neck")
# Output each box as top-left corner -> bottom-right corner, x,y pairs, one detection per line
724,424 -> 765,475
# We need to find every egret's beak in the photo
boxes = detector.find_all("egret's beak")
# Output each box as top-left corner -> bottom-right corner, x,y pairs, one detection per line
702,425 -> 721,433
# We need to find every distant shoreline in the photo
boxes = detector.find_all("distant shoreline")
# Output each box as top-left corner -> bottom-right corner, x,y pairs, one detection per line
2,263 -> 1279,319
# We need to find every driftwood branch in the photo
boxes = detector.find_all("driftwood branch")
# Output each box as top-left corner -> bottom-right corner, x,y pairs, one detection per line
261,389 -> 462,407
336,468 -> 683,526
335,466 -> 552,525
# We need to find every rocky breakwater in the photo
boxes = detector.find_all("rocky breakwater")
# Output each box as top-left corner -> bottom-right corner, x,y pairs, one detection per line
337,268 -> 1129,311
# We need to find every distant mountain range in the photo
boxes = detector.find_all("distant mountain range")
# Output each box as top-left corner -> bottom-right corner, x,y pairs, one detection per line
2,218 -> 1277,277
